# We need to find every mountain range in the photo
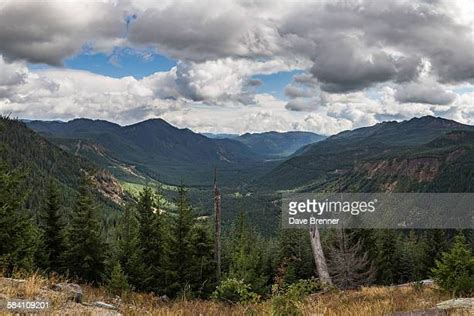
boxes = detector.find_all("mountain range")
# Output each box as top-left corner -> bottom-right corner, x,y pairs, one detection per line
203,131 -> 325,158
25,116 -> 474,192
26,119 -> 324,185
1,114 -> 471,234
258,116 -> 474,192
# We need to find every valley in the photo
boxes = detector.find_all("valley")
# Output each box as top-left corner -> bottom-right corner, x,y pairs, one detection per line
11,115 -> 472,234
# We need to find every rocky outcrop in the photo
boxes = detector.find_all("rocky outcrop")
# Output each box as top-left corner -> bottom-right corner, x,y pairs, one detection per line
357,157 -> 441,182
52,283 -> 83,303
90,170 -> 125,205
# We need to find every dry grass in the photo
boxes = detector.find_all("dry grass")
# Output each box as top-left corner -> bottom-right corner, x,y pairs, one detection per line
300,286 -> 451,315
0,274 -> 465,315
113,286 -> 455,316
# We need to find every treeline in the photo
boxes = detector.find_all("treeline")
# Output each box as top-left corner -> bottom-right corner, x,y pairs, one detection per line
1,158 -> 473,298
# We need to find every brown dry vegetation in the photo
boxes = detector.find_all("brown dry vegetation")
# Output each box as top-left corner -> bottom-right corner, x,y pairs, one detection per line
0,274 -> 469,315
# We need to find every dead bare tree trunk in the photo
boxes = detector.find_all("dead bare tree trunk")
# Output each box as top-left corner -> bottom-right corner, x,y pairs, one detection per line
327,229 -> 375,289
213,168 -> 222,282
309,225 -> 333,285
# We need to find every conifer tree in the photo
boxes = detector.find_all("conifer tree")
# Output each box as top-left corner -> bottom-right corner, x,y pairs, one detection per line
374,230 -> 402,285
0,162 -> 39,276
275,228 -> 314,286
188,223 -> 216,297
137,186 -> 169,293
116,204 -> 146,290
398,231 -> 429,282
169,184 -> 194,295
65,176 -> 107,283
432,234 -> 474,296
40,178 -> 66,273
108,261 -> 129,295
228,211 -> 267,293
425,229 -> 448,270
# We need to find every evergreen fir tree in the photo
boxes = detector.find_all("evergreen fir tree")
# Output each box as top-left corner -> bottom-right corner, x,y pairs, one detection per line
116,204 -> 146,290
65,176 -> 107,283
228,211 -> 267,293
432,234 -> 474,296
188,222 -> 216,297
425,229 -> 448,270
374,230 -> 402,285
137,186 -> 169,293
327,229 -> 375,289
275,228 -> 314,286
0,162 -> 39,276
108,261 -> 129,296
168,184 -> 194,295
398,231 -> 429,282
40,178 -> 66,273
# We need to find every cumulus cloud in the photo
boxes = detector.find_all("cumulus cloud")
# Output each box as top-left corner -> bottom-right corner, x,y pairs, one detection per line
171,58 -> 307,103
284,85 -> 314,99
127,1 -> 280,61
0,0 -> 473,133
0,56 -> 27,86
0,63 -> 180,122
281,0 -> 474,89
309,37 -> 422,93
0,1 -> 126,65
395,81 -> 457,105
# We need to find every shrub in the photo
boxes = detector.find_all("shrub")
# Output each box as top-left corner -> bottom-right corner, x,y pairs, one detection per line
284,278 -> 323,300
271,294 -> 302,316
211,278 -> 259,304
271,278 -> 324,316
431,235 -> 474,296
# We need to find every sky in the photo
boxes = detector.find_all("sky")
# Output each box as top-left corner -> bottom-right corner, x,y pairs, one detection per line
0,0 -> 473,135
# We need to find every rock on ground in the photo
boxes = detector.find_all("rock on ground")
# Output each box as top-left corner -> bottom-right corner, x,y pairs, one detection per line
52,282 -> 83,303
436,298 -> 474,310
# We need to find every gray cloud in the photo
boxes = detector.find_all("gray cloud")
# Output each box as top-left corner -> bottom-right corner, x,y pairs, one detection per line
281,0 -> 474,91
309,37 -> 422,92
285,98 -> 315,111
0,0 -> 473,130
285,84 -> 315,98
127,1 -> 279,62
0,1 -> 125,65
247,79 -> 262,87
395,81 -> 457,105
1,0 -> 472,98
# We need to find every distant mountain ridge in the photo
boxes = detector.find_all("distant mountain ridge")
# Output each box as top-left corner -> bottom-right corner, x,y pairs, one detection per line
27,118 -> 267,185
203,131 -> 326,158
236,131 -> 326,158
258,116 -> 474,190
27,118 -> 328,185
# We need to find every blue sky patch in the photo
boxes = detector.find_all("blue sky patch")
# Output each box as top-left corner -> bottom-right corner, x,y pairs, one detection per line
63,48 -> 176,79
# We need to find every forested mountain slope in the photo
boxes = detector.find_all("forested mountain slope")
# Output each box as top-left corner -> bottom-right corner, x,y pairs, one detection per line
315,130 -> 474,193
0,117 -> 125,216
28,118 -> 272,186
258,116 -> 474,191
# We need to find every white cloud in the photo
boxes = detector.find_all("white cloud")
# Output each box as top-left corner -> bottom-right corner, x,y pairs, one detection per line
0,0 -> 473,133
0,56 -> 27,87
